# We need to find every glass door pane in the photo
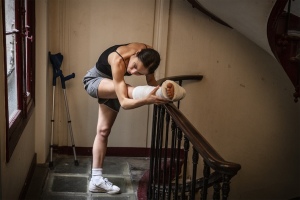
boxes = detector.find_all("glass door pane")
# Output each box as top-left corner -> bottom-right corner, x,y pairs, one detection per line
5,0 -> 18,120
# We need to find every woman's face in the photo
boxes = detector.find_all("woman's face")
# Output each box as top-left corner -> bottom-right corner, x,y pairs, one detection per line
127,54 -> 148,76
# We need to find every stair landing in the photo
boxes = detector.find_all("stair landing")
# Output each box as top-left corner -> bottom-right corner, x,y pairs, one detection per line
25,155 -> 150,200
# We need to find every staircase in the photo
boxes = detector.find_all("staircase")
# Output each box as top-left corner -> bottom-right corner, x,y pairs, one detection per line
268,0 -> 300,102
185,0 -> 300,102
147,76 -> 241,200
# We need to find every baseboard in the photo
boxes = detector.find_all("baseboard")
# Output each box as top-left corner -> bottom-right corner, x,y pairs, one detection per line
19,153 -> 37,200
53,146 -> 151,157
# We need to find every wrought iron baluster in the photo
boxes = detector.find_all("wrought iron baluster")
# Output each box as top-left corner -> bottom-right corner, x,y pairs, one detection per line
174,129 -> 183,198
190,148 -> 199,200
213,182 -> 221,200
157,107 -> 165,199
167,119 -> 177,200
154,106 -> 163,199
149,105 -> 158,199
181,136 -> 190,200
162,113 -> 171,199
222,175 -> 231,200
201,161 -> 210,200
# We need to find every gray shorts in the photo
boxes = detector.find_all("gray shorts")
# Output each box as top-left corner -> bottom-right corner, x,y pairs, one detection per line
82,66 -> 120,112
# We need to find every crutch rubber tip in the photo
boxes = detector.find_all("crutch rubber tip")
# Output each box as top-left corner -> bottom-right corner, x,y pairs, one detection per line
74,160 -> 79,166
49,161 -> 54,169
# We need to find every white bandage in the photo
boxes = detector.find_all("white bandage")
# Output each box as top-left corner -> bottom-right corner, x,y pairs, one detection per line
161,80 -> 186,101
132,80 -> 186,102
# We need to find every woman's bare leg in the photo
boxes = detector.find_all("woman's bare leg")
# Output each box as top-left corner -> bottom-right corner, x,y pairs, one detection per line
131,83 -> 177,100
92,79 -> 174,169
97,78 -> 134,99
89,103 -> 120,194
89,78 -> 122,194
129,84 -> 174,99
92,78 -> 136,171
96,78 -> 175,101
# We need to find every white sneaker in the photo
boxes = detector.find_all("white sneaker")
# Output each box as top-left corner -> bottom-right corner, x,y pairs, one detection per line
89,177 -> 121,194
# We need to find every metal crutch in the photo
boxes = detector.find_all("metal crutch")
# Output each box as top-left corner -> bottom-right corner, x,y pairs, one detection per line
49,52 -> 79,168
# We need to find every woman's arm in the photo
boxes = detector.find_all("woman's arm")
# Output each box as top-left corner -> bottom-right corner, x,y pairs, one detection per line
146,73 -> 158,86
109,52 -> 163,110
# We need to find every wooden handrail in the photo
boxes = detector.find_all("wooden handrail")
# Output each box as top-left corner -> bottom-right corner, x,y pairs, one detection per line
148,75 -> 241,199
157,74 -> 240,176
157,75 -> 203,85
163,103 -> 241,176
186,0 -> 232,28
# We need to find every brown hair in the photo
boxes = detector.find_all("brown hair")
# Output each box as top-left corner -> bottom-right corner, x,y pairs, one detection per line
136,49 -> 161,74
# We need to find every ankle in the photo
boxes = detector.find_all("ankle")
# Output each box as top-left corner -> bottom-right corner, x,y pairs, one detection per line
92,168 -> 103,176
91,168 -> 103,182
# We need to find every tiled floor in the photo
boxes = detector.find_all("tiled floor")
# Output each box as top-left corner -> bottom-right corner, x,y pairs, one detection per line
25,154 -> 150,200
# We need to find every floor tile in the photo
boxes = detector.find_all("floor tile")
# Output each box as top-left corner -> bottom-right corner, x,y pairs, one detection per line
25,155 -> 150,200
102,159 -> 130,175
42,193 -> 88,200
53,156 -> 91,174
91,194 -> 136,200
51,176 -> 88,193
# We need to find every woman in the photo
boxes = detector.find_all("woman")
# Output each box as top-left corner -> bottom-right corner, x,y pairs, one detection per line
83,42 -> 182,194
83,43 -> 185,194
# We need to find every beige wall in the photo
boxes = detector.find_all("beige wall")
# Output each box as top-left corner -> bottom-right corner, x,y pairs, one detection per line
0,117 -> 35,200
0,0 -> 299,199
47,0 -> 158,149
35,0 -> 49,164
168,1 -> 300,199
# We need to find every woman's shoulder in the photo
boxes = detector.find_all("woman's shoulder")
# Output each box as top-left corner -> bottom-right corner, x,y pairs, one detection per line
127,42 -> 151,49
117,42 -> 151,55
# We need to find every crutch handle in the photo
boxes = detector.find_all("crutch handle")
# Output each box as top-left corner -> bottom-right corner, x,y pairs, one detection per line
61,73 -> 75,89
65,73 -> 75,81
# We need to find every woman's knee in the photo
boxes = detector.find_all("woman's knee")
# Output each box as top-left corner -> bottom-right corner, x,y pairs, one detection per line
96,126 -> 111,139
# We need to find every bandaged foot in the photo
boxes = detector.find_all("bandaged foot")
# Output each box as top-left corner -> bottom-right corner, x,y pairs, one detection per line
132,80 -> 186,102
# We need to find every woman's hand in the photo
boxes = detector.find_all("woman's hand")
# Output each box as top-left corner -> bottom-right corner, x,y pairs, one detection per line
146,86 -> 170,105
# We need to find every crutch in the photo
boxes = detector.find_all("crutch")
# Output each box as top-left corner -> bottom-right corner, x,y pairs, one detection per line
48,52 -> 79,168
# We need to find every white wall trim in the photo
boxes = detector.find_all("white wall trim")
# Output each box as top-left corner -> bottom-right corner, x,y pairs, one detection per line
147,0 -> 171,148
35,0 -> 49,163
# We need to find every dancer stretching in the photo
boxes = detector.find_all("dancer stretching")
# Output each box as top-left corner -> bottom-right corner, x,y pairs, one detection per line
83,42 -> 185,194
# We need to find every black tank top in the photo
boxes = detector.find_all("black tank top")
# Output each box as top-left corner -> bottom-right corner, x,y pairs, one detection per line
96,44 -> 131,77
